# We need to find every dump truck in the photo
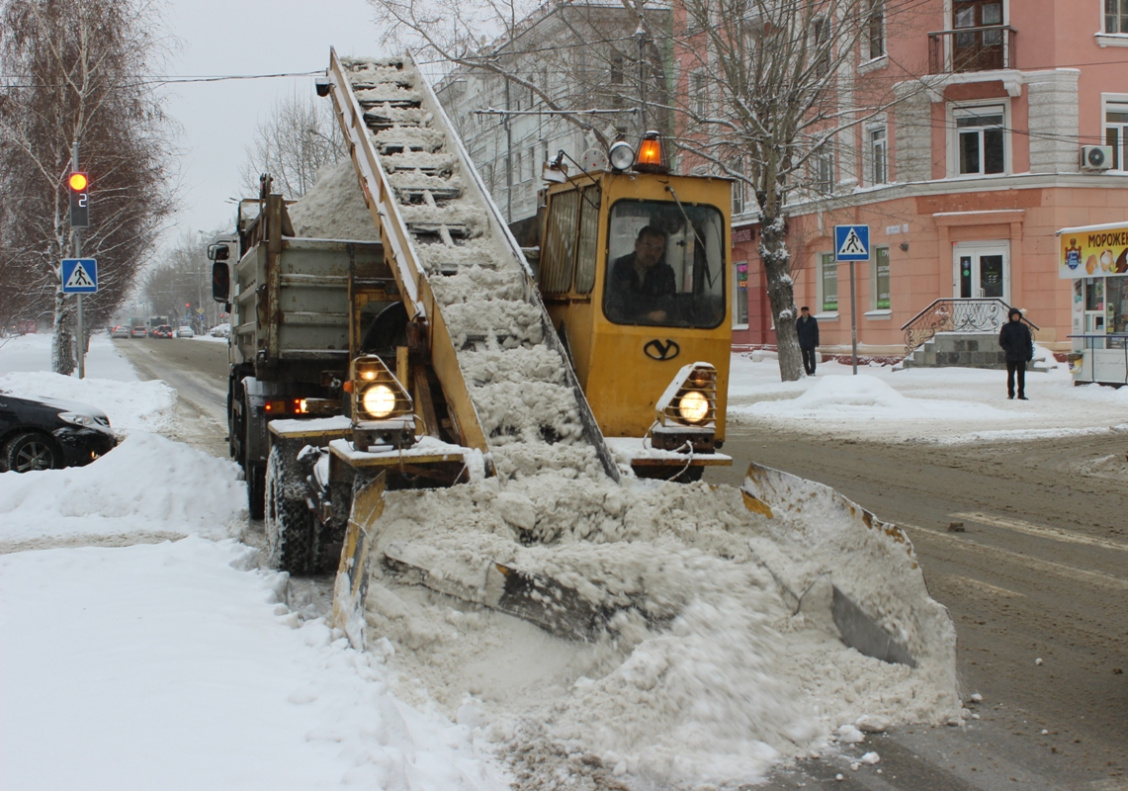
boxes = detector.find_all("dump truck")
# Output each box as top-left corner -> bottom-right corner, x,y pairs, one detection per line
208,54 -> 956,705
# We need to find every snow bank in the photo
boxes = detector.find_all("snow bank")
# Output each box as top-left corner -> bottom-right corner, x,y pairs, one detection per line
0,536 -> 507,791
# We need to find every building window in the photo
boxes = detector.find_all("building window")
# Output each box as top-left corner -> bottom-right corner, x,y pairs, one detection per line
734,261 -> 749,326
1105,99 -> 1128,169
872,247 -> 890,310
869,126 -> 888,185
1106,0 -> 1128,33
820,252 -> 838,313
812,148 -> 834,194
954,104 -> 1005,175
610,53 -> 624,85
812,17 -> 832,76
732,158 -> 747,215
867,0 -> 885,59
691,71 -> 708,117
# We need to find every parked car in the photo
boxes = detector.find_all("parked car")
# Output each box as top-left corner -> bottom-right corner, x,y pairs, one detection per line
130,326 -> 147,338
0,392 -> 116,472
175,326 -> 195,338
111,326 -> 130,339
208,323 -> 231,338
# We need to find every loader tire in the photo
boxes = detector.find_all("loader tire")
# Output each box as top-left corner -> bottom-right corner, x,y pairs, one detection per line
264,447 -> 316,574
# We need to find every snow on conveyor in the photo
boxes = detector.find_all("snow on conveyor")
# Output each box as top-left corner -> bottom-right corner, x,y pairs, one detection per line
339,56 -> 607,482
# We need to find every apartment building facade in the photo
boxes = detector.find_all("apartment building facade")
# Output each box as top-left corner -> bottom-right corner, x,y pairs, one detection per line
730,0 -> 1128,351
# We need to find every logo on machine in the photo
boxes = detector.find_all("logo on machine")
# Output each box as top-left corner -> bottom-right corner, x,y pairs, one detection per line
644,339 -> 680,361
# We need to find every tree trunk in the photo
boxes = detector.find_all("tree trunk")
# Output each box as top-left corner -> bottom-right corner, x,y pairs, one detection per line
760,213 -> 803,382
52,288 -> 75,376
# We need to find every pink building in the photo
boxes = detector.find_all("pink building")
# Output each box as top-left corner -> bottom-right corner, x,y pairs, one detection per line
725,0 -> 1128,352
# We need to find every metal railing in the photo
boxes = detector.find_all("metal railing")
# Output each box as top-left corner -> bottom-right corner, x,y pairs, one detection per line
928,25 -> 1016,74
901,298 -> 1038,353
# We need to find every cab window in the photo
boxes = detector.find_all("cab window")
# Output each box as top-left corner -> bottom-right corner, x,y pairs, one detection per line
540,189 -> 579,295
575,185 -> 601,295
603,199 -> 726,328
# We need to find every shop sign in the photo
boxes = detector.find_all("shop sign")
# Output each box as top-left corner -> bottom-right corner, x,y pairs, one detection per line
1059,223 -> 1128,278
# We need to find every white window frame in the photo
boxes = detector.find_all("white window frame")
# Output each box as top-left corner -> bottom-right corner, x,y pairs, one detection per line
867,123 -> 888,185
866,0 -> 886,60
948,101 -> 1010,177
733,260 -> 749,328
818,252 -> 839,315
870,246 -> 891,312
1103,94 -> 1128,170
811,148 -> 835,195
1105,0 -> 1128,34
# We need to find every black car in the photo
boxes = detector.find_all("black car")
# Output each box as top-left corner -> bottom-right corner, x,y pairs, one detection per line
0,392 -> 117,473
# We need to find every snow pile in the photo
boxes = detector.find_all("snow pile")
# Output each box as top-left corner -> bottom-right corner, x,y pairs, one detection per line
287,158 -> 380,241
364,474 -> 961,788
0,431 -> 245,549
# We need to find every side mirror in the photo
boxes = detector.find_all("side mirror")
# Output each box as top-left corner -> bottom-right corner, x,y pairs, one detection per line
212,261 -> 230,303
207,242 -> 230,262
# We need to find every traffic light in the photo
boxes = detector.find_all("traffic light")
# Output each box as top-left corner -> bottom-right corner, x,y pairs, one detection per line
68,171 -> 89,227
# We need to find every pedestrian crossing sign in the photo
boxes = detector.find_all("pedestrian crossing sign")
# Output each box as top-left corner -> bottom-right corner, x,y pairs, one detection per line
61,258 -> 98,294
834,225 -> 870,262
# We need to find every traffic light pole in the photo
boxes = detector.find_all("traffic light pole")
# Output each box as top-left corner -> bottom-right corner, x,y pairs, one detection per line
72,142 -> 85,380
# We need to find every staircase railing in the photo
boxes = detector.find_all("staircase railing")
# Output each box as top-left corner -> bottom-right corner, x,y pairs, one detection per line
901,298 -> 1039,353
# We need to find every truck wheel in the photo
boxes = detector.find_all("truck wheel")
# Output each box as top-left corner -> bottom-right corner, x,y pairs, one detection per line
264,446 -> 316,574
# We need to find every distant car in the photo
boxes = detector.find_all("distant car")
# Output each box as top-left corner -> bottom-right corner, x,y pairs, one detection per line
208,323 -> 231,338
130,327 -> 147,338
175,326 -> 195,338
111,326 -> 130,339
0,392 -> 116,473
153,324 -> 173,339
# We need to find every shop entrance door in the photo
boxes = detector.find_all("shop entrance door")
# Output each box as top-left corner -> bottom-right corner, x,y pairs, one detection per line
954,242 -> 1009,301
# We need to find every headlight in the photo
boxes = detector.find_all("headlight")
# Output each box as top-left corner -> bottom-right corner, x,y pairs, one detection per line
677,391 -> 710,424
59,411 -> 96,428
609,141 -> 635,171
361,384 -> 397,419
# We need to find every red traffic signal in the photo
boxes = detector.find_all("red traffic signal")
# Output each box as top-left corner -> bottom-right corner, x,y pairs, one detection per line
68,171 -> 89,227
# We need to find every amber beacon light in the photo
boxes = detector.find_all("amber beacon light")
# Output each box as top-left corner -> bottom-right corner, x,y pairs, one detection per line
633,131 -> 668,174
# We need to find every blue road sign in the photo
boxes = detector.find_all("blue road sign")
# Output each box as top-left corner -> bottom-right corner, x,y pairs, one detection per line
834,225 -> 870,262
61,258 -> 98,294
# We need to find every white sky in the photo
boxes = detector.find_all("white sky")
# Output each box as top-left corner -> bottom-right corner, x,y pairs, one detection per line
159,0 -> 383,249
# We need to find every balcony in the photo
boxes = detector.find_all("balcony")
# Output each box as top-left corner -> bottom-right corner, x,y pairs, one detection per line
928,25 -> 1016,74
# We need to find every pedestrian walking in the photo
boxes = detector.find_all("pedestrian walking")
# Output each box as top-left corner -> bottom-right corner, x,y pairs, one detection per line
796,306 -> 820,375
998,307 -> 1034,400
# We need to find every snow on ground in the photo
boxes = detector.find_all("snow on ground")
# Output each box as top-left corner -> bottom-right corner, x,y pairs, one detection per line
2,331 -> 1126,790
0,332 -> 508,791
728,344 -> 1128,445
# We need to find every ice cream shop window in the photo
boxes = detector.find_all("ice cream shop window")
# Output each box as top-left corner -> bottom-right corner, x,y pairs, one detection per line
1085,278 -> 1104,312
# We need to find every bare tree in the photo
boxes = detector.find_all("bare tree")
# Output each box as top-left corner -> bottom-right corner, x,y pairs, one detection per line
367,0 -> 668,154
238,92 -> 345,200
0,0 -> 175,372
637,0 -> 924,380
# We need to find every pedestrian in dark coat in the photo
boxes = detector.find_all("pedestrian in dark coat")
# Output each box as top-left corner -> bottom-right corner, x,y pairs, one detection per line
796,306 -> 820,375
998,307 -> 1034,400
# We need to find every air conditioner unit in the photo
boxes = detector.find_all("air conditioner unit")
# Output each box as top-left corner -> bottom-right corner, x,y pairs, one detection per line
1080,145 -> 1113,171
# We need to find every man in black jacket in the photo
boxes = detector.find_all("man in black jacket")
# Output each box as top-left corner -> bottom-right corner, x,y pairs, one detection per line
998,307 -> 1035,400
796,306 -> 820,375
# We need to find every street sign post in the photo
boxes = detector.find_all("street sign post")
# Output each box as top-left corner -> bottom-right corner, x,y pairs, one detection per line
835,226 -> 870,375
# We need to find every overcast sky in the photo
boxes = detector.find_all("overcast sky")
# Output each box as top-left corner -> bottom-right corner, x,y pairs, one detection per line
159,0 -> 384,252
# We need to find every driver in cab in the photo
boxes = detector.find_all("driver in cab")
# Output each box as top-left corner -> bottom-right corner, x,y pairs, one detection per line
607,225 -> 676,324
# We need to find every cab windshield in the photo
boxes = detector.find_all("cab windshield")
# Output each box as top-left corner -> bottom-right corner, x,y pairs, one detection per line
602,199 -> 726,328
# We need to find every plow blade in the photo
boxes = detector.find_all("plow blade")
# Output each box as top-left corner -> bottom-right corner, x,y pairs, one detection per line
742,461 -> 918,667
331,472 -> 386,648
